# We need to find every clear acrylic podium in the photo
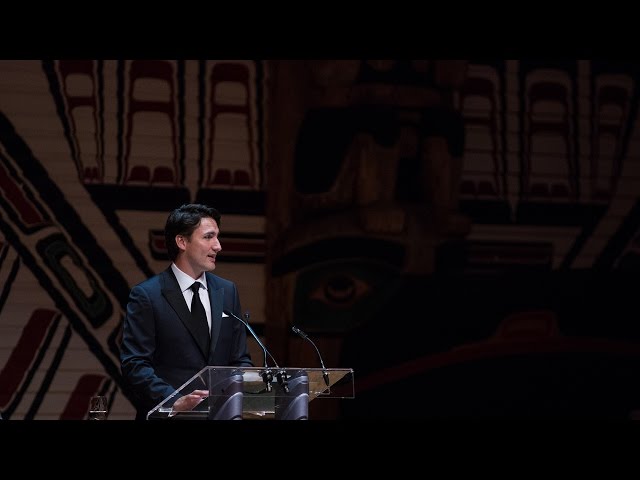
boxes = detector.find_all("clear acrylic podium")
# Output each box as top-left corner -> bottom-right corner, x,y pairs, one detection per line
147,366 -> 355,420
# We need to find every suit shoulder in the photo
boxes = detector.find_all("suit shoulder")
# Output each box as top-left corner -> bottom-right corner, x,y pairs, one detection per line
131,271 -> 165,291
206,272 -> 235,289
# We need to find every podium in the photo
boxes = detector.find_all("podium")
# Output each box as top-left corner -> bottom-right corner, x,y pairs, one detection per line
147,366 -> 354,420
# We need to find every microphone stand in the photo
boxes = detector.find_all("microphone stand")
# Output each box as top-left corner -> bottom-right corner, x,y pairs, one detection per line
292,326 -> 330,387
224,309 -> 288,393
244,312 -> 277,392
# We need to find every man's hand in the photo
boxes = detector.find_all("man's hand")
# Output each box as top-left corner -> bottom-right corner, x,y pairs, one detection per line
172,389 -> 209,412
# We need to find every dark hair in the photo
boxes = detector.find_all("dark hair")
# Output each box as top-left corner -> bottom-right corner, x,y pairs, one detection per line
164,204 -> 221,261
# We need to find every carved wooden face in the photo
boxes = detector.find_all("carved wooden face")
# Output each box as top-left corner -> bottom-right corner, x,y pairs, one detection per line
268,60 -> 468,336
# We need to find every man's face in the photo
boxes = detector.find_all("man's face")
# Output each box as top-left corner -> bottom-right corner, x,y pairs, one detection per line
180,217 -> 221,275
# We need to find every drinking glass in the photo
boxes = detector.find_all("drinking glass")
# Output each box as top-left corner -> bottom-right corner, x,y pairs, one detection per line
88,395 -> 108,420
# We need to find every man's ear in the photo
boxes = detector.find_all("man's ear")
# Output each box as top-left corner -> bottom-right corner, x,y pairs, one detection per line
175,234 -> 187,252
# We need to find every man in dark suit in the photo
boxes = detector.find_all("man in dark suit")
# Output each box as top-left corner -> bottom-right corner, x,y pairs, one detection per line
120,204 -> 253,419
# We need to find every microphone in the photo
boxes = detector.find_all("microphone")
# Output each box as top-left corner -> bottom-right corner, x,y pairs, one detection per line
223,309 -> 288,393
291,325 -> 330,387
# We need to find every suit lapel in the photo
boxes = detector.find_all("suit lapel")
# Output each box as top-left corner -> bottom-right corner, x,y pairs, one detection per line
161,269 -> 210,359
206,275 -> 223,359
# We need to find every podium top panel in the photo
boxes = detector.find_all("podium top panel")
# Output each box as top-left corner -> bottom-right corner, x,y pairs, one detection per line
147,366 -> 354,420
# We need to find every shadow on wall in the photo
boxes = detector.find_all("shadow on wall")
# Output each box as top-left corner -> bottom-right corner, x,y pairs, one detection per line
339,269 -> 640,419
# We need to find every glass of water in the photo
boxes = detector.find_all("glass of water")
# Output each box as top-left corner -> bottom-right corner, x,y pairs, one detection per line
88,395 -> 108,420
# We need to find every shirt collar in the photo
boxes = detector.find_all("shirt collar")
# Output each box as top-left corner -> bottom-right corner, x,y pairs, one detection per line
171,264 -> 207,293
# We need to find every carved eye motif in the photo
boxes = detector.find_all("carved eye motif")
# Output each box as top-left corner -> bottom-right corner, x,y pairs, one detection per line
294,260 -> 401,332
308,273 -> 370,309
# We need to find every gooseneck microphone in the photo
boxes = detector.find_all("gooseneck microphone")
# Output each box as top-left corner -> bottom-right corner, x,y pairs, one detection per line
223,310 -> 289,393
291,325 -> 330,387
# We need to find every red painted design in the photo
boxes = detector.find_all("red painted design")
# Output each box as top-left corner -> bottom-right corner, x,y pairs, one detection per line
0,309 -> 58,407
59,374 -> 107,420
0,162 -> 46,227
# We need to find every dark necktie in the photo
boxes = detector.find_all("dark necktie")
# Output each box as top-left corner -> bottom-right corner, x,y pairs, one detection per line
190,282 -> 211,351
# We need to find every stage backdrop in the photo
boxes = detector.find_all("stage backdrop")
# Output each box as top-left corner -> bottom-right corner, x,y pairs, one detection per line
1,60 -> 639,419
